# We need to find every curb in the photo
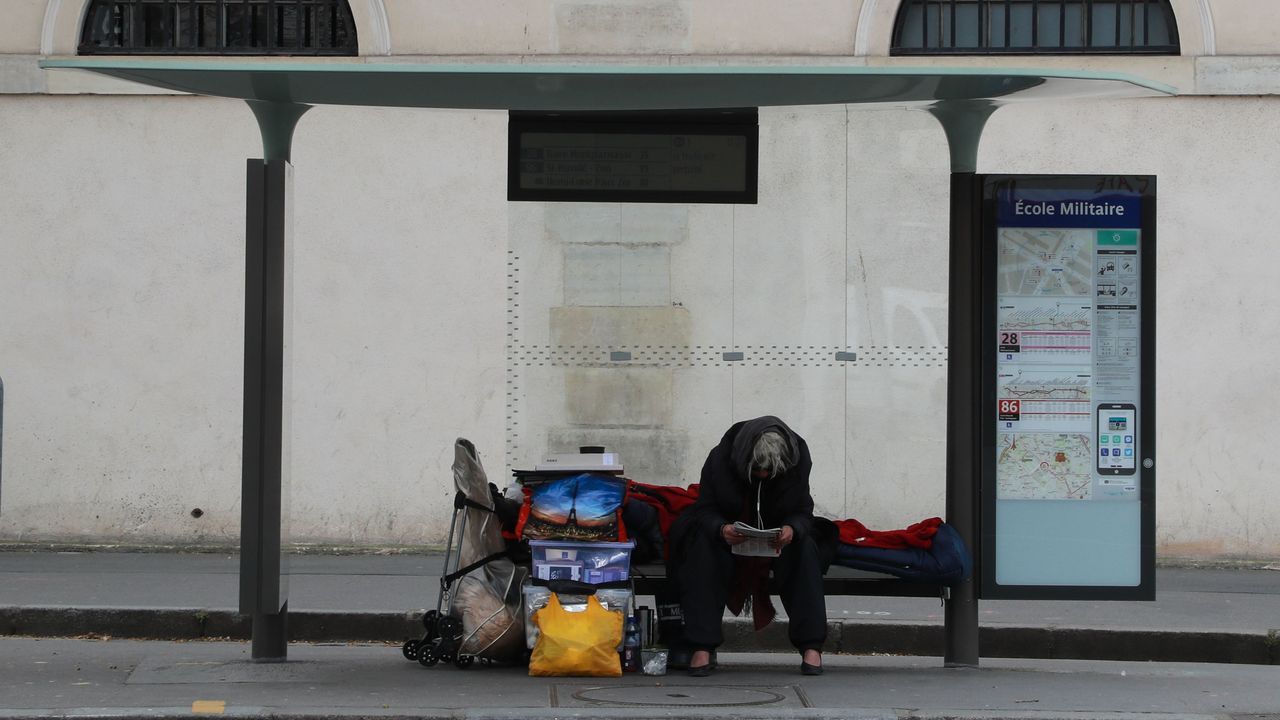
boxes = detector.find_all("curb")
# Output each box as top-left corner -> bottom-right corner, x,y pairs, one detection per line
1,607 -> 1275,665
0,710 -> 1233,720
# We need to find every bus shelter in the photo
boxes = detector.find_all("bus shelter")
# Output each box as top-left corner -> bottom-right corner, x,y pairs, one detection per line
40,58 -> 1173,666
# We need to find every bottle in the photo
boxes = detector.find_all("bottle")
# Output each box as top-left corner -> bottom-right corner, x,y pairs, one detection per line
623,615 -> 641,672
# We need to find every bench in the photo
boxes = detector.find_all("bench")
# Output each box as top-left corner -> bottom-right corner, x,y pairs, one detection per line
629,563 -> 951,600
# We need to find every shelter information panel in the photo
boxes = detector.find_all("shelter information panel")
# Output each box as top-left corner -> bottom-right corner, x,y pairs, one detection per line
981,175 -> 1155,600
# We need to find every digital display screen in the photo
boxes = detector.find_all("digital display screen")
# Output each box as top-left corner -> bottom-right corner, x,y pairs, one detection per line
508,111 -> 758,204
1097,405 -> 1136,473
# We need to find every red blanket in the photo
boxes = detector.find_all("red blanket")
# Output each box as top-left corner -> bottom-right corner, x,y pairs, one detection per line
627,481 -> 700,539
629,481 -> 939,551
834,516 -> 941,549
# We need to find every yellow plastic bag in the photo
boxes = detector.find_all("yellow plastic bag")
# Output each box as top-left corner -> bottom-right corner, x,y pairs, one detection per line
528,593 -> 623,677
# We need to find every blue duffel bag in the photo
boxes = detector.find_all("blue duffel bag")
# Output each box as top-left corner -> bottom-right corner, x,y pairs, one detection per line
831,522 -> 973,587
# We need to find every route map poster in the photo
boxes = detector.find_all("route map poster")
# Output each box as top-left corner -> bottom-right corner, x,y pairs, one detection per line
981,176 -> 1155,600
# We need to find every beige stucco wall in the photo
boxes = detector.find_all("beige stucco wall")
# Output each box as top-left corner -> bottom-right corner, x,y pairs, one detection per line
0,2 -> 46,54
2,0 -> 1280,558
1207,0 -> 1280,55
0,96 -> 509,545
4,93 -> 1280,559
384,0 -> 863,56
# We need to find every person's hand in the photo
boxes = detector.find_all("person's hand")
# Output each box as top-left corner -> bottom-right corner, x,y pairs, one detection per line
770,525 -> 795,550
721,524 -> 748,546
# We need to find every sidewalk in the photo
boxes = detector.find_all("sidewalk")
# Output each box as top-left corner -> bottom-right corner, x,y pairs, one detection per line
1,550 -> 1278,720
4,637 -> 1280,720
1,550 -> 1277,664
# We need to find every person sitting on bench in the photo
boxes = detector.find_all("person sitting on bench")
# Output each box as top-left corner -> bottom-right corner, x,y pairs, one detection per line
668,415 -> 827,677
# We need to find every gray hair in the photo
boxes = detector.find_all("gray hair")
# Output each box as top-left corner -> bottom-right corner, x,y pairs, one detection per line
751,431 -> 791,478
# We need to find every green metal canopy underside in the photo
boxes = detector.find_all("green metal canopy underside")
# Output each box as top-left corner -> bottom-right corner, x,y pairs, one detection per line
40,58 -> 1174,110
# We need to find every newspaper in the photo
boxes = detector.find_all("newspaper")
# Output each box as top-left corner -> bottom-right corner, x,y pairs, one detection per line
731,521 -> 781,557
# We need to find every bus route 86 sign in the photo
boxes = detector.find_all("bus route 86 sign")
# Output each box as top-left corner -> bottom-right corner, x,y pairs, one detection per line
998,399 -> 1021,422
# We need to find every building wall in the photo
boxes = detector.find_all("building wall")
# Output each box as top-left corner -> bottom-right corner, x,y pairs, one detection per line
1,0 -> 1278,558
0,96 -> 510,545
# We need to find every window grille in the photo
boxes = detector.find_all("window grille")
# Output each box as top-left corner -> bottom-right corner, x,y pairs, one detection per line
891,0 -> 1179,55
79,0 -> 358,55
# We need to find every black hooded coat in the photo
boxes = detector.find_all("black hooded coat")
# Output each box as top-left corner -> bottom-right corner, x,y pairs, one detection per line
665,416 -> 827,653
684,415 -> 815,543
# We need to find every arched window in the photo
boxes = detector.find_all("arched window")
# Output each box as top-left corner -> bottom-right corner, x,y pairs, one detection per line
891,0 -> 1179,55
79,0 -> 358,55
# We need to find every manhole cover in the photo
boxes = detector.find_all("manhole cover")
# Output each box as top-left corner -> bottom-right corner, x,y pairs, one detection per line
557,683 -> 805,708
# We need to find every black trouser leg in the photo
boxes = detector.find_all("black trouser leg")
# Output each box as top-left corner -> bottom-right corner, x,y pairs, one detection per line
677,535 -> 735,650
773,535 -> 828,650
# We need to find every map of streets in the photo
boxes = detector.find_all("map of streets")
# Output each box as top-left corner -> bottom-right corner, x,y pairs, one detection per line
998,229 -> 1093,296
997,433 -> 1093,500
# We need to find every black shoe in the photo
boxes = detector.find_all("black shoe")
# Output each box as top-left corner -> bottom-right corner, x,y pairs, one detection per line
688,662 -> 715,677
800,661 -> 824,676
687,650 -> 717,677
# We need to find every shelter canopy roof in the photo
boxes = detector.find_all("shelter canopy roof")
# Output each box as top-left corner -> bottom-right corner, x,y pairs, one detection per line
40,59 -> 1174,110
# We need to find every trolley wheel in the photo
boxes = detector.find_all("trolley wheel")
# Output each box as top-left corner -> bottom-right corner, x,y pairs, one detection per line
422,610 -> 441,633
437,615 -> 461,639
417,645 -> 439,667
437,650 -> 455,665
401,639 -> 420,661
455,655 -> 474,670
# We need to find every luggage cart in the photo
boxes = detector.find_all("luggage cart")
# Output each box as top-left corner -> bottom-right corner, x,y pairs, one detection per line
401,439 -> 526,670
401,491 -> 484,668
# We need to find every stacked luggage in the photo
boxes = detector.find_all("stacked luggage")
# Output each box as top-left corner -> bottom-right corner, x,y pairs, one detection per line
515,451 -> 642,677
402,443 -> 650,675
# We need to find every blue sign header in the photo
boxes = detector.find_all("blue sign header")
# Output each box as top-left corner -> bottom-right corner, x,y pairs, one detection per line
997,189 -> 1142,228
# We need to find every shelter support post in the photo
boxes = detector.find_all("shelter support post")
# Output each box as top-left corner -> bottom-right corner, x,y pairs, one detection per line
240,101 -> 309,661
929,100 -> 996,669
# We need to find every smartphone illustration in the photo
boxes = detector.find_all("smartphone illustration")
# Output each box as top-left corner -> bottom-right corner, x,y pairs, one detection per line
1096,403 -> 1137,475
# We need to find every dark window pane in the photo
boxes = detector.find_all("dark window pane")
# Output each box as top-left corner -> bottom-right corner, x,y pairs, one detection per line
86,5 -> 123,47
1063,2 -> 1084,48
1009,2 -> 1033,47
332,6 -> 352,48
277,5 -> 299,49
316,4 -> 336,49
1118,2 -> 1133,47
139,3 -> 170,48
899,2 -> 925,48
986,2 -> 1006,47
1037,3 -> 1061,47
955,2 -> 981,48
1091,2 -> 1117,46
1148,7 -> 1172,46
120,3 -> 135,47
200,3 -> 219,48
890,0 -> 1179,55
302,4 -> 316,48
176,5 -> 195,48
250,3 -> 269,48
225,3 -> 251,48
925,2 -> 941,48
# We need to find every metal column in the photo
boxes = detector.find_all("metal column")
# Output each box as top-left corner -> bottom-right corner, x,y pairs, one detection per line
240,101 -> 309,661
929,100 -> 995,669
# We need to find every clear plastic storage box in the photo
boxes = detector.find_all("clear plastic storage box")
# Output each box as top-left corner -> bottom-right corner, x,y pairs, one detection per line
529,539 -> 635,585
